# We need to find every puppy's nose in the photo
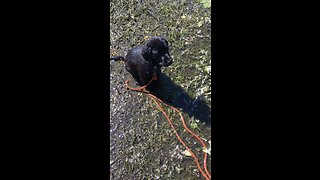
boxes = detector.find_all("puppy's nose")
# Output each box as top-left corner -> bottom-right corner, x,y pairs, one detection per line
165,58 -> 173,66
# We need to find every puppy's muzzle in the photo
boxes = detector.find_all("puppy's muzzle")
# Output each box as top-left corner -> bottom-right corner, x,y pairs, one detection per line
161,54 -> 173,67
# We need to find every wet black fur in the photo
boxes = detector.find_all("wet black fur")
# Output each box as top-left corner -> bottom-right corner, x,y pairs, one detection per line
111,36 -> 173,86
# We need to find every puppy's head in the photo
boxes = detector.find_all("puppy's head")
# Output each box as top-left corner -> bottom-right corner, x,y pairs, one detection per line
146,37 -> 173,67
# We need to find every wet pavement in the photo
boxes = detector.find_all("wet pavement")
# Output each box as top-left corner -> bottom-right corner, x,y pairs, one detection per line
110,0 -> 212,179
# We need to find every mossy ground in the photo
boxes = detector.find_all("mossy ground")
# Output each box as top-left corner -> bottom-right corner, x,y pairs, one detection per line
110,0 -> 212,179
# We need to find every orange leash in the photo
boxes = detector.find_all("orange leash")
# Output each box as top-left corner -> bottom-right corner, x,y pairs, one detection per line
125,74 -> 211,179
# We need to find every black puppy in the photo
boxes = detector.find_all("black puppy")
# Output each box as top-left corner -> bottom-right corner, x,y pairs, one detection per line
111,37 -> 173,86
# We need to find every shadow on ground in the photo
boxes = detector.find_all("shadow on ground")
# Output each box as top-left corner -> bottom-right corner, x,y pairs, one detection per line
110,0 -> 212,178
146,71 -> 211,127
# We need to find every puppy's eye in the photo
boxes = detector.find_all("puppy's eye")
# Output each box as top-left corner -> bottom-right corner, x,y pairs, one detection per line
152,49 -> 158,54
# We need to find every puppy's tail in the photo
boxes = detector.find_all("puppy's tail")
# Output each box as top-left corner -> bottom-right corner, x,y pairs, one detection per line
110,56 -> 125,61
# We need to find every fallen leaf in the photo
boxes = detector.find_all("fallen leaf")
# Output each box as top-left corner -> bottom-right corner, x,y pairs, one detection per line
182,149 -> 192,156
202,147 -> 211,155
190,121 -> 198,129
200,0 -> 211,8
197,21 -> 204,27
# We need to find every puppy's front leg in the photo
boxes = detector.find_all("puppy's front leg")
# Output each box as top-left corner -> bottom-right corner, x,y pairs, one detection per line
138,69 -> 154,86
153,66 -> 162,81
154,66 -> 161,74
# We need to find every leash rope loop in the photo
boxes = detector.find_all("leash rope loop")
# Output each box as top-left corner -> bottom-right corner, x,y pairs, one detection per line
125,73 -> 211,179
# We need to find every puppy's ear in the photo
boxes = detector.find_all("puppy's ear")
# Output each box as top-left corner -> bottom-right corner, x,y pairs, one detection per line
144,37 -> 160,60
